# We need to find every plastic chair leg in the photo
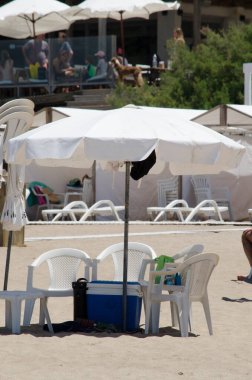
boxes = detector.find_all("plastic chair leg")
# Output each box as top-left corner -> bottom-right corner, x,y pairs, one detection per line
5,300 -> 12,329
202,295 -> 213,335
23,298 -> 35,326
11,298 -> 22,334
39,297 -> 48,325
40,298 -> 54,333
151,303 -> 161,334
176,297 -> 189,337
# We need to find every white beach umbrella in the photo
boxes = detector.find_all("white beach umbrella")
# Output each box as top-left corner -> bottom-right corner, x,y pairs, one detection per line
0,0 -> 72,38
67,0 -> 180,56
6,104 -> 245,331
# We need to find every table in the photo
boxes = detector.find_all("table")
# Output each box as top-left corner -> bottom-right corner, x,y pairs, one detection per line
0,290 -> 53,334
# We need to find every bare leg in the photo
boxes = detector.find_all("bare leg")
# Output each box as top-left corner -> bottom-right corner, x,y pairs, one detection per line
242,229 -> 252,266
238,229 -> 252,282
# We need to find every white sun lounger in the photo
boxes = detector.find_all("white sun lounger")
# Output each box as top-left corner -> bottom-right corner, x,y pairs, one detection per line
147,199 -> 228,222
42,200 -> 125,222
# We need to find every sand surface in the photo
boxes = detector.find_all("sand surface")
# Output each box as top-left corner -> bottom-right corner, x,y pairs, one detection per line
0,222 -> 251,379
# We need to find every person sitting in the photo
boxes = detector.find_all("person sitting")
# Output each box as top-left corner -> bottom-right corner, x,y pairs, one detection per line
0,50 -> 14,81
86,50 -> 108,83
52,48 -> 74,81
238,228 -> 252,283
82,54 -> 96,81
116,47 -> 129,66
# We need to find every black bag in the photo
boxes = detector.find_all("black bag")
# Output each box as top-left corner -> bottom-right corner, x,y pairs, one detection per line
130,150 -> 156,180
72,278 -> 88,321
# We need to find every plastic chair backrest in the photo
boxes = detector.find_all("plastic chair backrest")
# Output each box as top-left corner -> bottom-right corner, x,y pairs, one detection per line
191,176 -> 212,203
29,248 -> 92,290
52,200 -> 89,222
178,253 -> 219,300
172,244 -> 204,262
0,99 -> 34,114
96,242 -> 157,281
0,112 -> 34,158
157,177 -> 179,207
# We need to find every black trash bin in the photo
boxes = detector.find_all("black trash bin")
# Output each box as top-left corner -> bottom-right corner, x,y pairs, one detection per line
72,278 -> 88,321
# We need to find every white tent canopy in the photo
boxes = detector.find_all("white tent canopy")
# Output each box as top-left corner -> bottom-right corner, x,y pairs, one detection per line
191,104 -> 252,220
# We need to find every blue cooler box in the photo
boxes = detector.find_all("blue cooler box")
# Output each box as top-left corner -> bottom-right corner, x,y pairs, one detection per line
86,281 -> 143,331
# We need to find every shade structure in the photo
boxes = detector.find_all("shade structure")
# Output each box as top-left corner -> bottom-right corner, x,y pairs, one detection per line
0,0 -> 71,38
6,104 -> 245,331
67,0 -> 180,57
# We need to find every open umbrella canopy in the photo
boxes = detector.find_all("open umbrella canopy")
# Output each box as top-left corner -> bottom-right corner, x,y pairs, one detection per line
0,0 -> 71,38
67,0 -> 180,56
5,104 -> 245,329
7,105 -> 245,174
70,0 -> 180,20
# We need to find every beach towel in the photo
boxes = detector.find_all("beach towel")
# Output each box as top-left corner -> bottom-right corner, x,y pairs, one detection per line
155,255 -> 174,284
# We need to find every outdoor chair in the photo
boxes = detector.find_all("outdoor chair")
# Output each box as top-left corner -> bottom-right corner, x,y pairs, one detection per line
144,253 -> 219,336
42,200 -> 89,221
191,175 -> 233,220
23,248 -> 94,326
171,244 -> 204,262
0,98 -> 34,114
41,200 -> 125,222
93,242 -> 157,314
64,176 -> 93,206
93,242 -> 157,282
157,177 -> 179,208
147,198 -> 227,223
28,181 -> 67,220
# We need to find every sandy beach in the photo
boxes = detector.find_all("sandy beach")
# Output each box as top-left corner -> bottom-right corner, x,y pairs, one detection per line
0,222 -> 252,379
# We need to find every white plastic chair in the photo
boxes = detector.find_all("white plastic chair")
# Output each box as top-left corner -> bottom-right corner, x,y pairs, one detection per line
191,175 -> 233,220
23,248 -> 94,326
42,200 -> 124,222
172,244 -> 204,262
42,200 -> 89,221
79,200 -> 125,222
157,177 -> 179,207
93,242 -> 157,282
0,99 -> 34,114
29,183 -> 67,220
64,177 -> 93,207
93,242 -> 157,316
147,199 -> 190,222
144,253 -> 219,336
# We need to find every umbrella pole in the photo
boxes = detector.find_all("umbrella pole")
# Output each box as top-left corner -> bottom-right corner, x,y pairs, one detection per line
119,11 -> 125,64
3,231 -> 13,290
122,161 -> 130,332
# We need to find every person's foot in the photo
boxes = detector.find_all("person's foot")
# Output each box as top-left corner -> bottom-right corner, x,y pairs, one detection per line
237,275 -> 252,283
237,275 -> 246,281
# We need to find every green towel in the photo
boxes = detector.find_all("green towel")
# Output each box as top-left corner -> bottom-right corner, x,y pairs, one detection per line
154,255 -> 174,284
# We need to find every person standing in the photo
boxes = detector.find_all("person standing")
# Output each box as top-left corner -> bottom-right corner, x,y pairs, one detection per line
22,34 -> 49,68
173,27 -> 186,46
0,50 -> 14,81
57,31 -> 73,66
